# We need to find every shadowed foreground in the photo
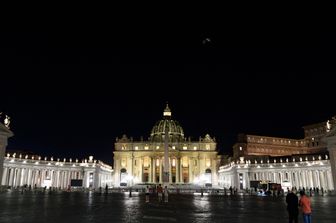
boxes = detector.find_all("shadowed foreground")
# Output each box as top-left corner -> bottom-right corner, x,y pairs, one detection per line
0,192 -> 335,223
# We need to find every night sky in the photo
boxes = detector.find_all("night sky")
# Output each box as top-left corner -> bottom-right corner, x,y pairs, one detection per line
1,30 -> 335,165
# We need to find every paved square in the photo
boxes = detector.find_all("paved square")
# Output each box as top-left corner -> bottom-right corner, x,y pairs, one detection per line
0,191 -> 335,222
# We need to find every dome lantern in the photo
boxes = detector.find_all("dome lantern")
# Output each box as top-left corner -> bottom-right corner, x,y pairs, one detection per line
163,103 -> 171,118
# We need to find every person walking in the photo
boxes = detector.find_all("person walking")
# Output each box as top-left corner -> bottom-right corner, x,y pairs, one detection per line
164,186 -> 169,203
299,190 -> 312,223
145,186 -> 150,203
157,184 -> 163,202
286,189 -> 299,223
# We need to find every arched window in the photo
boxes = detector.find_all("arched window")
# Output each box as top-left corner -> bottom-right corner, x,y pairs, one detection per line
205,169 -> 212,186
120,168 -> 127,186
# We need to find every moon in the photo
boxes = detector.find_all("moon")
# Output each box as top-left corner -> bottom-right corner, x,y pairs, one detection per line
202,38 -> 211,44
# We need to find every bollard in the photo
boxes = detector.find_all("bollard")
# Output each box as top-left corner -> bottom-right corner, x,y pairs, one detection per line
129,187 -> 132,197
201,188 -> 203,197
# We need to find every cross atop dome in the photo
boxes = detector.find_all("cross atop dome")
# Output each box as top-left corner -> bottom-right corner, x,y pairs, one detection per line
163,102 -> 171,118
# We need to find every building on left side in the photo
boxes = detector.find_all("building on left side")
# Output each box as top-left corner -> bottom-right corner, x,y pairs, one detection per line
0,116 -> 113,190
1,153 -> 113,189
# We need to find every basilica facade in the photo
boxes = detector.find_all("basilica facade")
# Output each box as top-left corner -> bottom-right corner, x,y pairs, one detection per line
113,105 -> 221,187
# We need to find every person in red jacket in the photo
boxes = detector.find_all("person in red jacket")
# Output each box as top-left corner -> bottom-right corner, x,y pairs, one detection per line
299,190 -> 312,223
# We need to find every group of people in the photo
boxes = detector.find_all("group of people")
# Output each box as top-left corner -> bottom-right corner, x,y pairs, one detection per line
145,184 -> 169,203
286,189 -> 312,223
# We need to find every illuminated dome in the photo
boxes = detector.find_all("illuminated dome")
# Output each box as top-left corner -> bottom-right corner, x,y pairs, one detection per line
150,104 -> 184,142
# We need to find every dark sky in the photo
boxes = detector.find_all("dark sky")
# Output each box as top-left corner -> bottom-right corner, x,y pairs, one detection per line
1,29 -> 335,165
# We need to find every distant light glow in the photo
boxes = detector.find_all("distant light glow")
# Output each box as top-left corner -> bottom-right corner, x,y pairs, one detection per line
326,120 -> 331,132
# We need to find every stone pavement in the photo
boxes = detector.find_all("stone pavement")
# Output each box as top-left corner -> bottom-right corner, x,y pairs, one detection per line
0,191 -> 335,222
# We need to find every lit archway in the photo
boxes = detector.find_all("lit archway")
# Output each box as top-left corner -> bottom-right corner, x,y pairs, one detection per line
120,168 -> 127,186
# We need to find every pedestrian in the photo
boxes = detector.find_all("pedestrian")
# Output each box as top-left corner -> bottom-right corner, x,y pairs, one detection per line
105,184 -> 108,194
157,184 -> 163,202
299,190 -> 312,223
164,186 -> 169,203
286,188 -> 299,223
145,186 -> 150,203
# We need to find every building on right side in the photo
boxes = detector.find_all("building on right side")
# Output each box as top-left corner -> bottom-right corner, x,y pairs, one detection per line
218,115 -> 336,192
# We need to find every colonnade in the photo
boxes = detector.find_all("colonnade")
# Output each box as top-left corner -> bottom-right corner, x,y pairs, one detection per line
1,167 -> 83,189
218,161 -> 334,190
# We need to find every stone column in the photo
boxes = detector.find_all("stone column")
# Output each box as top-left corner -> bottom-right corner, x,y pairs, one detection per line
159,158 -> 162,183
152,158 -> 156,183
176,158 -> 179,183
139,157 -> 143,183
180,157 -> 183,183
244,172 -> 250,189
17,168 -> 22,187
163,125 -> 169,185
0,123 -> 14,185
169,157 -> 172,183
189,158 -> 193,183
1,167 -> 8,185
318,171 -> 323,188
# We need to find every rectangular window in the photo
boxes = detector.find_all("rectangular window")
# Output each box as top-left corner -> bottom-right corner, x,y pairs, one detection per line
206,159 -> 211,167
144,157 -> 149,167
121,159 -> 126,167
